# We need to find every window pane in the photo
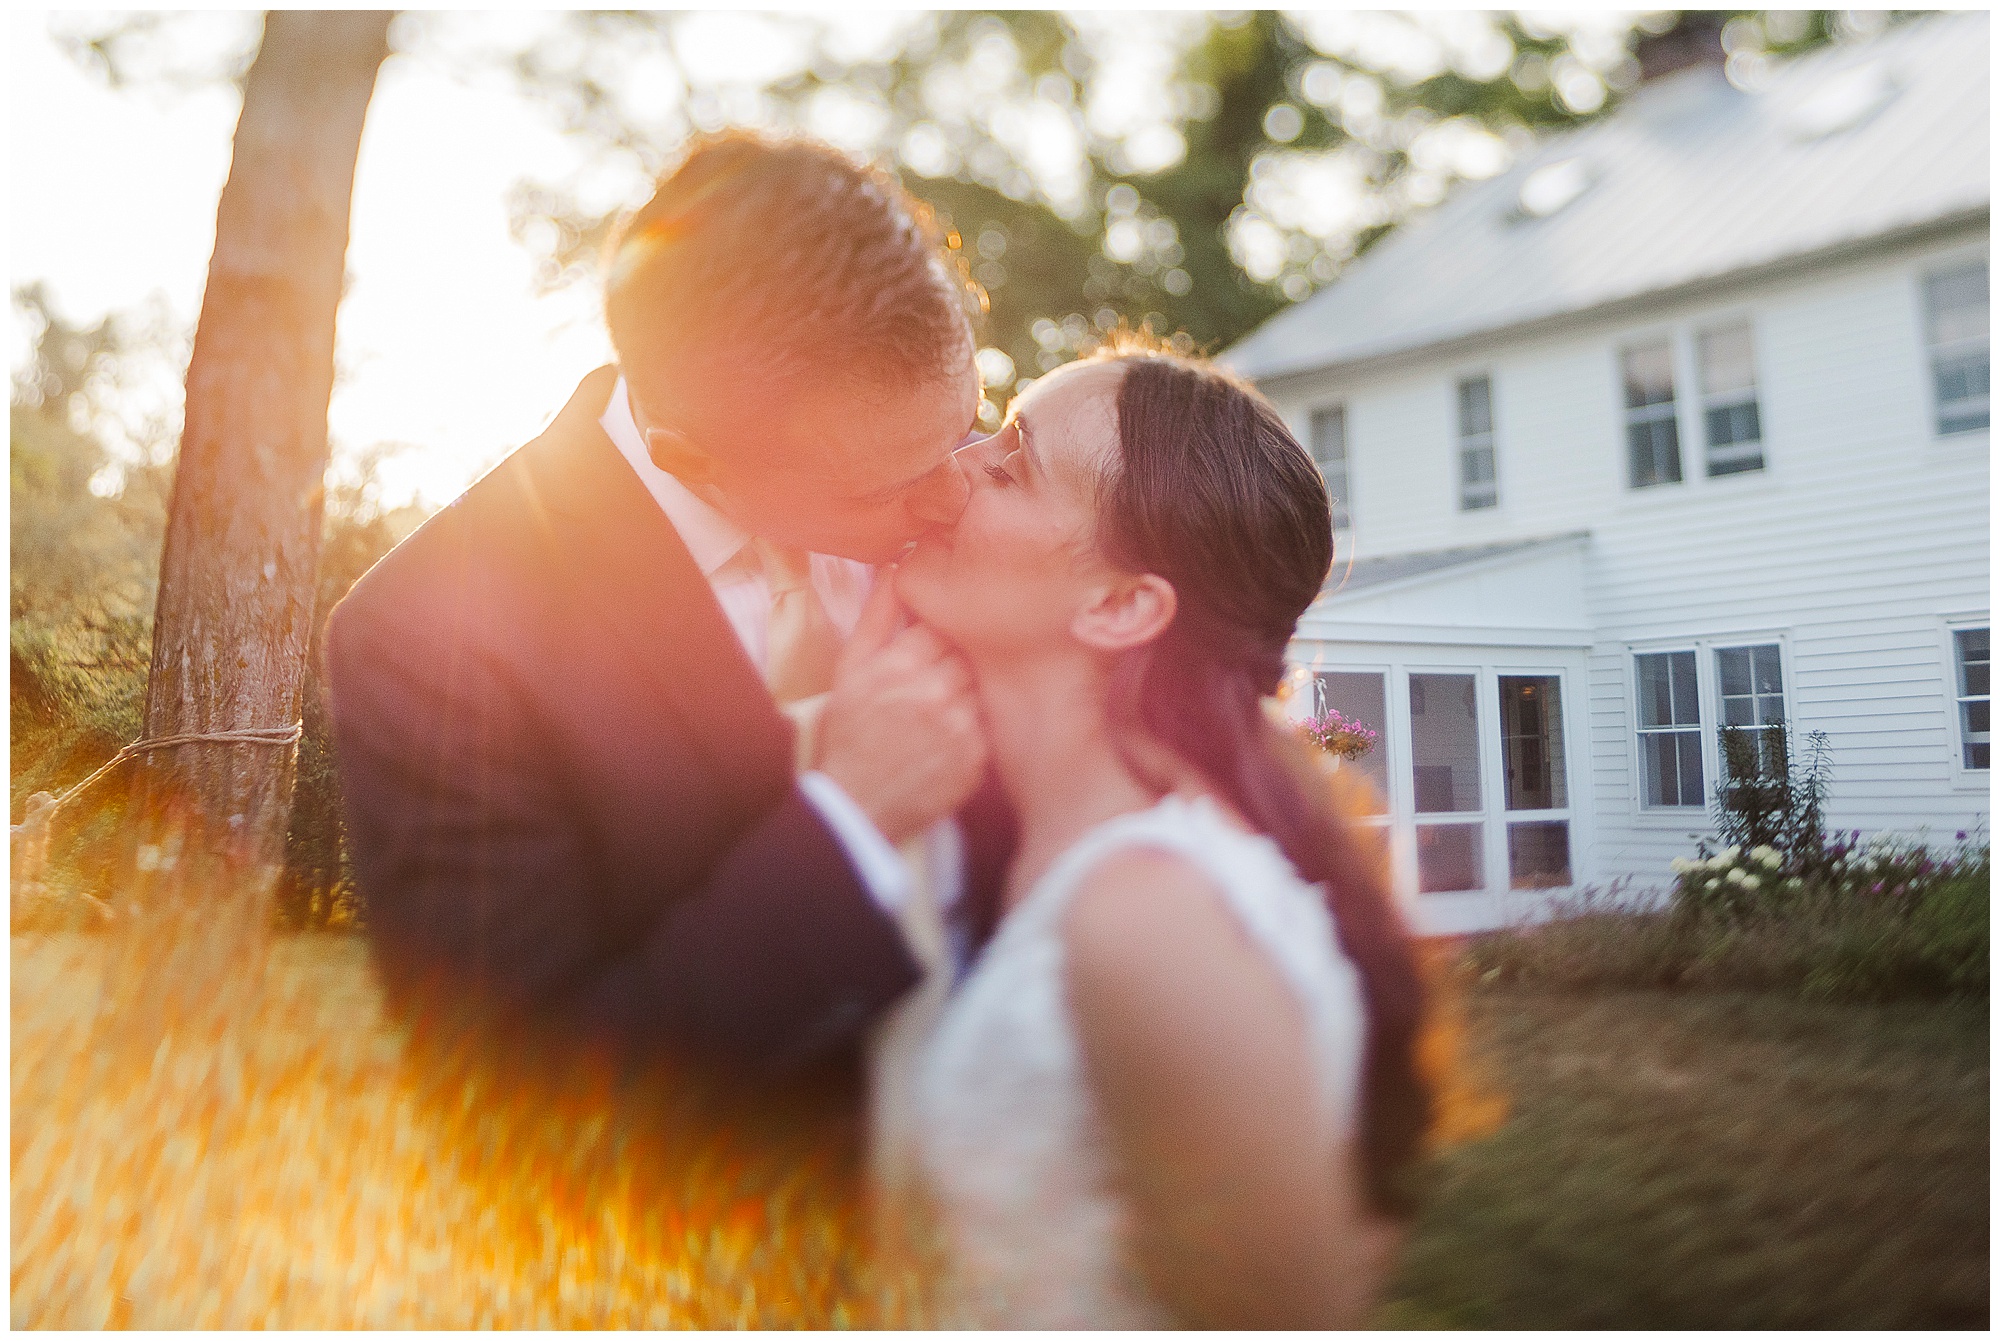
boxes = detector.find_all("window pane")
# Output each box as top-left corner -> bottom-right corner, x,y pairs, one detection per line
1409,673 -> 1481,813
1717,647 -> 1750,697
1968,741 -> 1992,770
1310,406 -> 1347,471
1704,401 -> 1761,449
1622,342 -> 1675,408
1955,628 -> 1989,695
1499,675 -> 1567,811
1698,324 -> 1756,396
1627,417 -> 1682,487
1416,822 -> 1483,893
1316,671 -> 1390,814
1926,262 -> 1989,346
1458,376 -> 1493,436
1676,732 -> 1706,806
1636,651 -> 1698,728
1508,821 -> 1571,889
1752,645 -> 1783,695
1963,700 -> 1990,734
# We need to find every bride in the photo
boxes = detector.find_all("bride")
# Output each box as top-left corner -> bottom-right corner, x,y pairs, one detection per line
872,333 -> 1435,1328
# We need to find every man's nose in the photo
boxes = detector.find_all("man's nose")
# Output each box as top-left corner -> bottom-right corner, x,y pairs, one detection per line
907,451 -> 973,527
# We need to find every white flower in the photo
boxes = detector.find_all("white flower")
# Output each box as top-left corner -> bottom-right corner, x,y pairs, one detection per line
1726,868 -> 1746,885
1719,845 -> 1741,865
1669,857 -> 1692,875
1751,845 -> 1782,868
1743,874 -> 1761,890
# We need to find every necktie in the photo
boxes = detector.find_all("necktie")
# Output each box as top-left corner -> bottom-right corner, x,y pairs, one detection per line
753,535 -> 841,706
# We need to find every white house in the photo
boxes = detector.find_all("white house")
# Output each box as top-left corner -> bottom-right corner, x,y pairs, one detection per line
1228,14 -> 1990,934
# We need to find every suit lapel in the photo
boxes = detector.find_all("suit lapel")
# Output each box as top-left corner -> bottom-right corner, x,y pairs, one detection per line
514,366 -> 793,791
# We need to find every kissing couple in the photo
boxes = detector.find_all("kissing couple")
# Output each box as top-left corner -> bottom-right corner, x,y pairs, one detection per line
325,130 -> 1435,1328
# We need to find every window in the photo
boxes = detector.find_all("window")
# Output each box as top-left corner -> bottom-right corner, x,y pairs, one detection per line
1409,672 -> 1482,892
1635,651 -> 1703,807
1310,405 -> 1352,529
1698,322 -> 1764,475
1925,261 -> 1990,434
1621,340 -> 1682,488
1715,643 -> 1787,781
1456,375 -> 1497,510
1315,671 -> 1390,813
1499,675 -> 1571,888
1953,628 -> 1989,770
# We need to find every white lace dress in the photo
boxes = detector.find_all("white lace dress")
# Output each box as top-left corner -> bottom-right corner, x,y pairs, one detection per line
870,794 -> 1370,1329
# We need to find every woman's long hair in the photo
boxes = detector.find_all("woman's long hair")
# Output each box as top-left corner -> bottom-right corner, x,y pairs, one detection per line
1088,334 -> 1433,1217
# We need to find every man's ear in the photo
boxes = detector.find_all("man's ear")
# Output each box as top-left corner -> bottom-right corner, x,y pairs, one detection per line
1072,573 -> 1176,653
645,425 -> 720,487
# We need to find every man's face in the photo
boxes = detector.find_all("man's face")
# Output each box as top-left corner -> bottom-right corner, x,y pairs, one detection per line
633,342 -> 982,565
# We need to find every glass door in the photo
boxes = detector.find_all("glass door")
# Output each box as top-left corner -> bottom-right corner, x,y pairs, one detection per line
1497,674 -> 1572,888
1407,672 -> 1484,893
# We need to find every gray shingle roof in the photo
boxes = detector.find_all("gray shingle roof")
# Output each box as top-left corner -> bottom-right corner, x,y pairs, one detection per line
1322,532 -> 1589,597
1227,13 -> 1990,383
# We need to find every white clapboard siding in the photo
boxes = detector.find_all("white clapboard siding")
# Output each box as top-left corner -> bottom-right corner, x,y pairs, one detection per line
1266,233 -> 1990,904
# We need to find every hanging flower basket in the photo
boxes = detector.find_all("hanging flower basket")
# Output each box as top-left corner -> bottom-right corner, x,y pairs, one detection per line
1301,709 -> 1378,762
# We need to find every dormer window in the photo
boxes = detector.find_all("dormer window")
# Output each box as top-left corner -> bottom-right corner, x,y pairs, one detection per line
1512,157 -> 1592,221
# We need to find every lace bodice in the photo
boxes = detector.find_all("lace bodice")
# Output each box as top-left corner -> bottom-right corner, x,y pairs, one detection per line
876,794 -> 1369,1329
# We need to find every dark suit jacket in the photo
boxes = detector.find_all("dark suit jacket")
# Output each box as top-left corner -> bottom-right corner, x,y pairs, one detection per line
324,366 -> 1006,1079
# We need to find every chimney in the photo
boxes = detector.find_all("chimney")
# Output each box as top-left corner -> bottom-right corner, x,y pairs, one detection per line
1635,12 -> 1728,83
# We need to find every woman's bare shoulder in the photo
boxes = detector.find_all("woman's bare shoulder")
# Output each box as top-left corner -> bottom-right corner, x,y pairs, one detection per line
1059,844 -> 1305,1057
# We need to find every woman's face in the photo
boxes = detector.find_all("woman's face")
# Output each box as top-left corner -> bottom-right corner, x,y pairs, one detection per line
896,359 -> 1129,661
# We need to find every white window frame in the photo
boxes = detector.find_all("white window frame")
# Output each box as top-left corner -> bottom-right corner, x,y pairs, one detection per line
1712,639 -> 1791,788
1454,373 -> 1499,512
1623,630 -> 1796,827
1940,614 -> 1991,788
1308,402 -> 1353,533
1695,319 -> 1766,477
1493,668 -> 1578,893
1617,335 -> 1684,490
1615,314 -> 1777,505
1919,254 -> 1991,440
1631,647 -> 1706,813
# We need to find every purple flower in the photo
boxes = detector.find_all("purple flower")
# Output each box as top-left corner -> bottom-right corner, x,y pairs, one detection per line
1957,830 -> 1968,842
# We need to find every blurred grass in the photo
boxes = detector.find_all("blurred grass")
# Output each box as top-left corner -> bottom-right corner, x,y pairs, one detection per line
1382,983 -> 1989,1329
13,927 -> 1988,1328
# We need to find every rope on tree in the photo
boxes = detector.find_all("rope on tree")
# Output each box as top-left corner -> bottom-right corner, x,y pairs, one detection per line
10,723 -> 306,914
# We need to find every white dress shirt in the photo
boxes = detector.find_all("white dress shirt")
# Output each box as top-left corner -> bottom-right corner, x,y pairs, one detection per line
600,376 -> 935,918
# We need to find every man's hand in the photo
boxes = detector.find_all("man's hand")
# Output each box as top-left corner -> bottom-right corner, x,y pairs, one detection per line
816,571 -> 988,846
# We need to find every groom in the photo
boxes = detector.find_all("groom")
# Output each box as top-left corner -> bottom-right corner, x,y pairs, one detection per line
324,131 -> 1000,1079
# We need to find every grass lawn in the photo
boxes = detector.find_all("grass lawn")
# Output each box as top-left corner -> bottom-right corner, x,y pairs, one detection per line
1384,983 -> 1990,1329
12,931 -> 1990,1328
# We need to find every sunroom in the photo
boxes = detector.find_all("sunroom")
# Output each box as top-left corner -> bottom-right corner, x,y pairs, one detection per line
1283,533 -> 1595,935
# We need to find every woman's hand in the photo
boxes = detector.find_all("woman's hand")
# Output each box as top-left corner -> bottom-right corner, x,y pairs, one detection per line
1062,848 -> 1394,1328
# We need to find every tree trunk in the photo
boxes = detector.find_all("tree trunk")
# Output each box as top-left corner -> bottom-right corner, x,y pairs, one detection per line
140,11 -> 391,870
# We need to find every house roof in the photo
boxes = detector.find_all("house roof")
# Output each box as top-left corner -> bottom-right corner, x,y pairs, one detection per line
1226,12 -> 1990,383
1321,532 -> 1589,599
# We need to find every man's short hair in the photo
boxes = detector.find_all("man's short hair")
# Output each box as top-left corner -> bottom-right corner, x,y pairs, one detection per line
603,131 -> 976,394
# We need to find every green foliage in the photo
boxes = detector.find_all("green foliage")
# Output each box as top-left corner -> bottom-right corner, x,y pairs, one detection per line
1466,851 -> 1990,1004
503,11 -> 1807,403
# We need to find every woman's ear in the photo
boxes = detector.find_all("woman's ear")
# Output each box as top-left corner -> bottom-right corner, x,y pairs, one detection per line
645,425 -> 720,486
1072,573 -> 1177,653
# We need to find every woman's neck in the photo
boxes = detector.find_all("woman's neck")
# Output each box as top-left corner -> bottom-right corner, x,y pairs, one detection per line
974,655 -> 1162,910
